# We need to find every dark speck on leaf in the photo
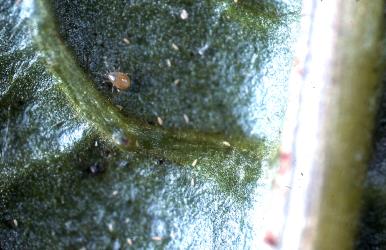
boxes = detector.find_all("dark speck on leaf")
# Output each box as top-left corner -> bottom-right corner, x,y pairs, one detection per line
87,162 -> 106,176
2,214 -> 18,229
120,137 -> 129,146
53,121 -> 65,128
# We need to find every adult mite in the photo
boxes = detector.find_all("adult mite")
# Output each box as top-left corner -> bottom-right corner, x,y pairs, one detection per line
106,71 -> 131,91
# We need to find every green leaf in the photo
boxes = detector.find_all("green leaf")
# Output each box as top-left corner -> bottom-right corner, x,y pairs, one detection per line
0,0 -> 300,248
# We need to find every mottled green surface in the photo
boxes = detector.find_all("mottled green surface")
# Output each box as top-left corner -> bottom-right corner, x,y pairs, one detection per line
0,0 -> 300,248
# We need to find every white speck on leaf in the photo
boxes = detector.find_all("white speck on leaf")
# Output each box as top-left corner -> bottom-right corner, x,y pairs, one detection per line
183,114 -> 190,123
198,43 -> 209,55
123,38 -> 130,44
166,59 -> 172,67
107,222 -> 114,232
157,116 -> 163,126
172,43 -> 179,51
180,9 -> 188,20
192,159 -> 198,167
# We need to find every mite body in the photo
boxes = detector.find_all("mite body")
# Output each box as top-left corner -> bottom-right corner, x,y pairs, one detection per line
106,71 -> 131,90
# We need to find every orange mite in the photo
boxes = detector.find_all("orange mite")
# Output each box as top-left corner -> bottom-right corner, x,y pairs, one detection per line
106,72 -> 131,90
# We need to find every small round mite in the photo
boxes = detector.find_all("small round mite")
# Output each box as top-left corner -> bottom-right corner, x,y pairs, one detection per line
106,72 -> 131,90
